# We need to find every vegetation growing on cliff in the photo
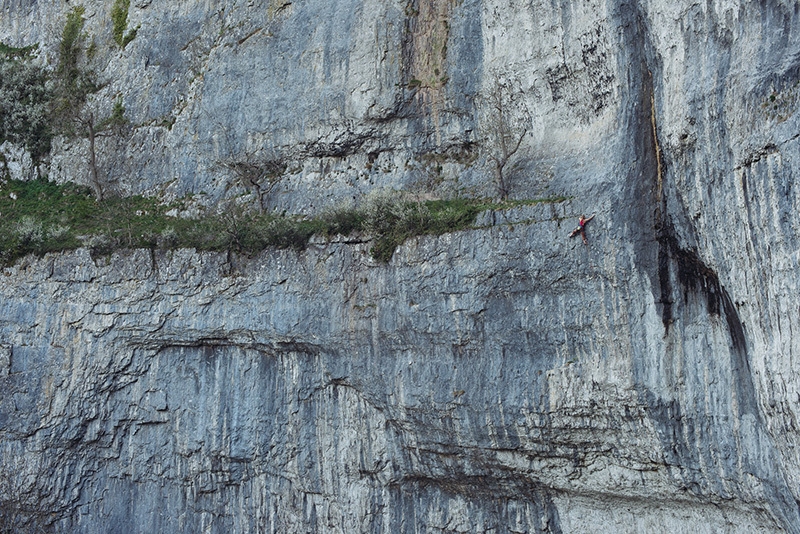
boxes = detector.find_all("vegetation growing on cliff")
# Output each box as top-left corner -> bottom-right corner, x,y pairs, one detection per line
53,6 -> 134,200
0,7 -> 131,200
0,43 -> 52,160
0,178 -> 567,265
361,190 -> 487,262
0,8 -> 95,164
111,0 -> 138,48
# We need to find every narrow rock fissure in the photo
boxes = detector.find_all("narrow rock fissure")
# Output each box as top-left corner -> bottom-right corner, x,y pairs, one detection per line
646,56 -> 800,534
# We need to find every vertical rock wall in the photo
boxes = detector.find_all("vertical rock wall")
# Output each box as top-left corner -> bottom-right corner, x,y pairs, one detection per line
2,0 -> 800,532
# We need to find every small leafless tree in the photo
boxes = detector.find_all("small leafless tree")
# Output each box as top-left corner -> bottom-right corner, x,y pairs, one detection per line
221,150 -> 289,212
52,8 -> 130,200
76,101 -> 129,200
480,77 -> 530,200
213,118 -> 292,212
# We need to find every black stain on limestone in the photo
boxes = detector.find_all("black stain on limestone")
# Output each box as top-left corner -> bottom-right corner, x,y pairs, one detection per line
655,226 -> 761,427
618,2 -> 800,530
657,230 -> 742,348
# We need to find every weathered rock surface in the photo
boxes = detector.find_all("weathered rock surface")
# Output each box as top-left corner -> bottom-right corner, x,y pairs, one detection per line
2,0 -> 800,532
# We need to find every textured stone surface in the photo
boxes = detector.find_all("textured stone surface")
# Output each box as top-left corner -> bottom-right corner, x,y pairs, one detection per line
2,0 -> 800,532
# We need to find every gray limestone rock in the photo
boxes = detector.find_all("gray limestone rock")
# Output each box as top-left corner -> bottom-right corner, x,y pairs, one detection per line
2,0 -> 800,532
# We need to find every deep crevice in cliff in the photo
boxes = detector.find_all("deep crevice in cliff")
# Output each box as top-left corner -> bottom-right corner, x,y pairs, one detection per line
642,26 -> 800,533
645,48 -> 747,357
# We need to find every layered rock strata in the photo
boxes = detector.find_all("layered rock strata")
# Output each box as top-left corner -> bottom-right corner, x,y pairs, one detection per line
2,0 -> 800,532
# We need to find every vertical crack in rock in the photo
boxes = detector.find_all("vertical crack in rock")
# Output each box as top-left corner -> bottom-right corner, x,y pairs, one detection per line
641,19 -> 800,532
648,68 -> 676,331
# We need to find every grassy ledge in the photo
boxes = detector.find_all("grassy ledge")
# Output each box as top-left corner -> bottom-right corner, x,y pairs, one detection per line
0,178 -> 568,265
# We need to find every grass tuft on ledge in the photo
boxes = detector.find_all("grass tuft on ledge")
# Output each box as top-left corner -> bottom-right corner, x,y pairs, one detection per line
0,178 -> 568,265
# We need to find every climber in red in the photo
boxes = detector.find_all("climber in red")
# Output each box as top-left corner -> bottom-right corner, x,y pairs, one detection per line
569,214 -> 595,245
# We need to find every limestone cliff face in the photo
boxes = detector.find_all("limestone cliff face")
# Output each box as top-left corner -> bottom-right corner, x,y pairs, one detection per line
2,0 -> 800,532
